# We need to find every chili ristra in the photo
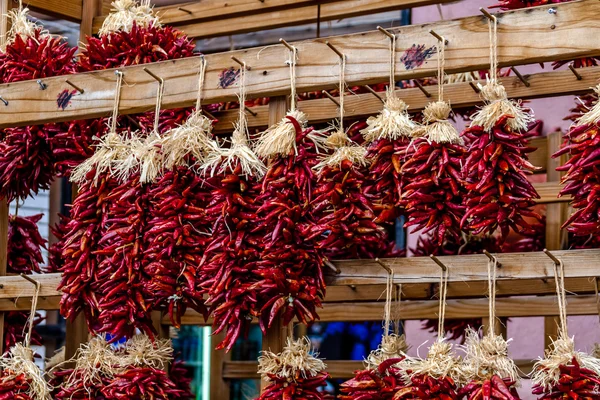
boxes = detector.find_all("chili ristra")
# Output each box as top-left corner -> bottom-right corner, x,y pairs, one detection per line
339,357 -> 407,399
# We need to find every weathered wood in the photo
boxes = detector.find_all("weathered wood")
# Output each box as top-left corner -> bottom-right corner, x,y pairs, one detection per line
328,250 -> 599,286
93,0 -> 455,36
210,331 -> 231,400
175,294 -> 600,325
65,314 -> 89,365
223,359 -> 535,379
0,199 -> 7,354
79,0 -> 101,45
2,0 -> 599,128
25,0 -> 83,22
535,182 -> 567,204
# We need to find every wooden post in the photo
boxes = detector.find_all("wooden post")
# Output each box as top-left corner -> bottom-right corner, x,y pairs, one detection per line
65,0 -> 101,361
544,130 -> 568,348
210,332 -> 231,400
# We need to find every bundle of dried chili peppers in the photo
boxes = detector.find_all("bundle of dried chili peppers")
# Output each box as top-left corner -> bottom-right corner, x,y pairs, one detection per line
308,56 -> 397,260
170,359 -> 194,400
461,16 -> 542,242
400,35 -> 466,247
198,63 -> 267,351
361,34 -> 416,226
339,357 -> 407,400
553,85 -> 600,240
531,253 -> 600,399
253,44 -> 328,333
258,337 -> 332,400
0,7 -> 76,200
0,345 -> 51,399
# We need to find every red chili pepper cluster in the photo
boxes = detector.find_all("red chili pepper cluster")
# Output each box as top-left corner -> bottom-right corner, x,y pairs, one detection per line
259,371 -> 332,400
58,171 -> 119,334
553,120 -> 600,239
256,117 -> 326,333
461,116 -> 543,241
198,163 -> 264,351
458,376 -> 521,400
170,359 -> 194,400
421,319 -> 483,344
48,214 -> 70,273
400,138 -> 466,247
339,358 -> 406,399
101,367 -> 186,399
0,371 -> 34,400
0,28 -> 76,200
307,147 -> 398,260
532,357 -> 600,399
51,119 -> 107,178
490,0 -> 571,10
3,312 -> 43,353
143,167 -> 210,327
394,374 -> 458,399
53,368 -> 109,399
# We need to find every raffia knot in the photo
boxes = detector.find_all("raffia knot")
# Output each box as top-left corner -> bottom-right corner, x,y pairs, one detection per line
2,7 -> 48,50
406,340 -> 460,382
479,81 -> 507,102
386,96 -> 409,113
423,101 -> 452,123
366,334 -> 409,370
258,337 -> 326,382
326,129 -> 350,149
255,110 -> 308,159
575,84 -> 600,127
99,0 -> 160,35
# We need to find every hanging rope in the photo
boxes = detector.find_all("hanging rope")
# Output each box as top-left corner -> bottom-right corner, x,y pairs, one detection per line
195,56 -> 207,112
436,36 -> 446,102
387,33 -> 397,100
289,46 -> 298,112
152,76 -> 165,134
488,14 -> 498,84
437,268 -> 449,341
383,268 -> 394,338
338,55 -> 347,132
394,283 -> 402,335
553,259 -> 568,340
487,257 -> 498,337
110,71 -> 124,134
25,281 -> 41,349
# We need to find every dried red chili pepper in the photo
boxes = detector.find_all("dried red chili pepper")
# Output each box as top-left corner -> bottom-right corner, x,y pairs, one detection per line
0,10 -> 76,200
0,344 -> 50,399
101,367 -> 185,399
170,359 -> 194,400
48,214 -> 70,273
533,356 -> 600,399
254,113 -> 327,332
0,371 -> 34,400
458,376 -> 521,400
258,337 -> 333,400
3,312 -> 43,354
7,214 -> 46,274
553,86 -> 600,240
421,318 -> 483,344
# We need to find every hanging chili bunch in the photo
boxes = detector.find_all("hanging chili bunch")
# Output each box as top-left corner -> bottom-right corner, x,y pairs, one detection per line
0,345 -> 51,400
142,58 -> 216,328
254,44 -> 328,333
7,214 -> 46,274
0,7 -> 76,200
257,337 -> 332,400
461,16 -> 542,242
398,269 -> 461,400
400,36 -> 466,247
47,214 -> 70,273
361,32 -> 416,226
553,85 -> 600,240
307,55 -> 398,260
458,258 -> 522,400
198,62 -> 267,351
531,256 -> 600,399
170,359 -> 194,400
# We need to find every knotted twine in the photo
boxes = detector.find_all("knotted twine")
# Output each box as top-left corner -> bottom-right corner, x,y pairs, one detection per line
531,259 -> 600,389
70,71 -> 129,185
160,56 -> 218,170
361,31 -> 416,143
0,279 -> 51,399
406,267 -> 461,382
460,257 -> 519,384
414,36 -> 462,144
470,14 -> 533,132
258,337 -> 327,383
1,0 -> 49,51
203,61 -> 266,177
256,43 -> 319,158
366,268 -> 409,370
99,0 -> 160,36
315,51 -> 368,170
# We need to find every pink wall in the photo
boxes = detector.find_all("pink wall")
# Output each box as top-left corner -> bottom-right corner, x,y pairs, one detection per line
407,2 -> 599,398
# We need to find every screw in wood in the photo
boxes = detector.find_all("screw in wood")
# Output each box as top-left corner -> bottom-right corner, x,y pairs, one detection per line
479,7 -> 496,22
510,67 -> 530,87
36,80 -> 47,90
429,254 -> 448,272
178,7 -> 193,14
65,80 -> 84,94
364,85 -> 384,103
377,26 -> 395,40
469,81 -> 481,94
244,106 -> 257,117
0,96 -> 8,106
568,64 -> 582,80
231,56 -> 251,70
321,90 -> 340,107
279,38 -> 295,52
325,41 -> 346,61
143,67 -> 163,83
483,250 -> 502,268
429,29 -> 448,45
375,258 -> 393,274
413,79 -> 431,98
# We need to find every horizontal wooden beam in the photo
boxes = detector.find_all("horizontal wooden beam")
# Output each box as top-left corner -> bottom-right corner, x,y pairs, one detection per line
222,359 -> 535,380
25,0 -> 82,21
171,294 -> 600,325
93,0 -> 454,37
1,0 -> 597,128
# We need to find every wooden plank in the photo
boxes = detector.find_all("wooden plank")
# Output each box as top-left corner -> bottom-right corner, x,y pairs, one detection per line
328,250 -> 600,286
535,182 -> 567,204
223,359 -> 535,380
174,0 -> 453,40
2,0 -> 599,128
0,199 -> 7,354
79,0 -> 101,45
174,295 -> 600,325
25,0 -> 83,22
210,332 -> 231,400
93,0 -> 455,34
65,314 -> 88,365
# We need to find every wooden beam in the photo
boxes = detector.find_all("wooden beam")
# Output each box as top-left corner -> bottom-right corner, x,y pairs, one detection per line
0,199 -> 7,354
328,250 -> 599,286
173,294 -> 600,325
210,332 -> 231,400
79,0 -> 101,45
535,182 -> 567,204
93,0 -> 455,35
2,0 -> 599,128
223,359 -> 535,380
25,0 -> 83,22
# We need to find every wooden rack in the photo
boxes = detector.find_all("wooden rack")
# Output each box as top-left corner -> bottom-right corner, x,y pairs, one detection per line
0,0 -> 598,398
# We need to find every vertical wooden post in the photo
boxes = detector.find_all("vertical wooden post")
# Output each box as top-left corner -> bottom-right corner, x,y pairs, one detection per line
210,332 -> 231,400
0,0 -> 12,356
544,130 -> 568,348
259,96 -> 290,392
65,0 -> 101,362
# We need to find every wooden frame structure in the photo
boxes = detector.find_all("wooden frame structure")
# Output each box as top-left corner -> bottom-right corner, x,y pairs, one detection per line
0,0 -> 598,398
